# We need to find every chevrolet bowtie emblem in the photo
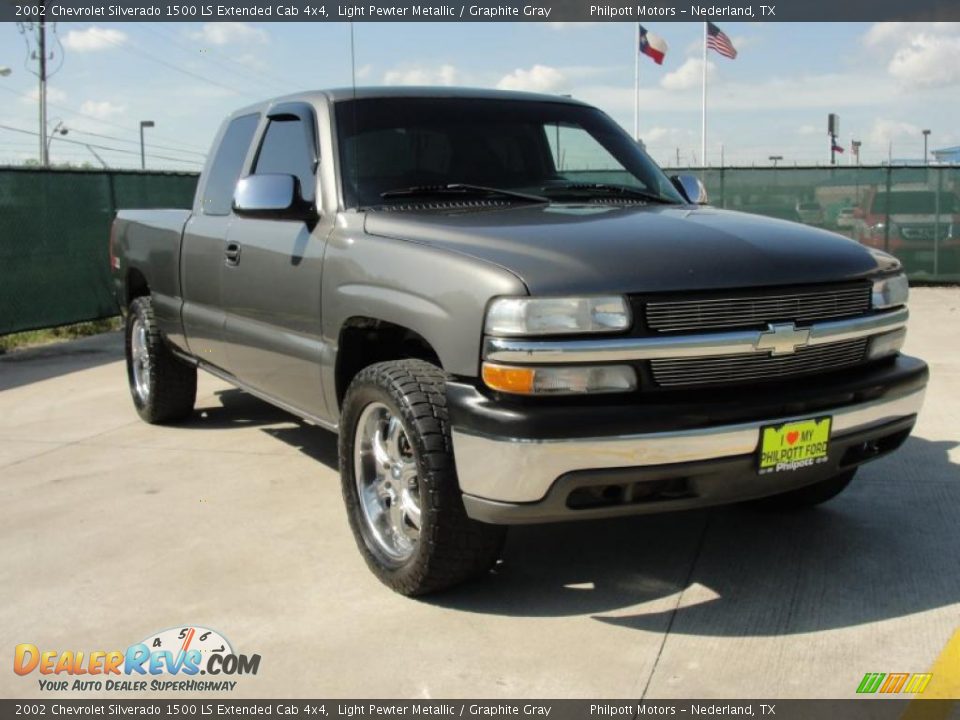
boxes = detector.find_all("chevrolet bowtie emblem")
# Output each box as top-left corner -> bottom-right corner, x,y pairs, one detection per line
755,322 -> 811,356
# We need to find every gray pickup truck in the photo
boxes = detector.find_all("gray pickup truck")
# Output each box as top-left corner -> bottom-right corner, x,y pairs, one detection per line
111,87 -> 927,595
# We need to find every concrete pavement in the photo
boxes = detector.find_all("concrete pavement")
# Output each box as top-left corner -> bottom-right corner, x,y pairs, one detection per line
1,287 -> 958,699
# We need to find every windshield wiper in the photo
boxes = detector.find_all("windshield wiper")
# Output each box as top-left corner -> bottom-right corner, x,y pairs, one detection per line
542,183 -> 676,204
380,183 -> 549,204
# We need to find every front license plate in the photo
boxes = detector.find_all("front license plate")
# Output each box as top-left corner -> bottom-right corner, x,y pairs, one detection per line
758,417 -> 832,474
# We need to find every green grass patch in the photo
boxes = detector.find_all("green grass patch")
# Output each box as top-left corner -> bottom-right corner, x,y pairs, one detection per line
0,317 -> 121,354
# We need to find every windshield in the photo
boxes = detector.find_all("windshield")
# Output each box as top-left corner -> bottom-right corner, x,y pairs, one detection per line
334,97 -> 685,208
871,191 -> 957,214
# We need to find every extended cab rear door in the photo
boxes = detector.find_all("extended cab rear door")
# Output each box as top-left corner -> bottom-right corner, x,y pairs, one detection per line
219,102 -> 329,418
181,112 -> 260,370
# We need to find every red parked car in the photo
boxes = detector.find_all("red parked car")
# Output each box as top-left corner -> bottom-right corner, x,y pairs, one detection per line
853,188 -> 959,274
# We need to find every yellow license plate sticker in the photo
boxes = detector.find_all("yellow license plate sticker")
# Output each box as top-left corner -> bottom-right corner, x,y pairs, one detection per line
759,417 -> 832,474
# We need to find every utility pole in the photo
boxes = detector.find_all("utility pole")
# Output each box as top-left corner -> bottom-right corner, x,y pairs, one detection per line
922,129 -> 931,165
38,6 -> 48,166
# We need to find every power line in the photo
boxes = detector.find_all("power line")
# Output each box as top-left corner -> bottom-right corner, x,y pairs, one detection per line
0,84 -> 209,154
95,31 -> 257,98
66,128 -> 207,158
137,23 -> 294,94
0,123 -> 204,166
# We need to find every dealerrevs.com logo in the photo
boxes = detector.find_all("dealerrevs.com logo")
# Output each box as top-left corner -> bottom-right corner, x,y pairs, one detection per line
14,626 -> 261,692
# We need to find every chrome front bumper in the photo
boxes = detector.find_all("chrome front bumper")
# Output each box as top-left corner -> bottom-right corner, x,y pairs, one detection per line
451,387 -> 925,507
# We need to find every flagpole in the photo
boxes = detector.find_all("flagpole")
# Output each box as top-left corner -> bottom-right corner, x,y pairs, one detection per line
701,22 -> 707,168
634,23 -> 640,142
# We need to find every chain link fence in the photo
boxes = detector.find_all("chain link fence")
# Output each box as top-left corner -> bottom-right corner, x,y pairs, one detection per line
0,167 -> 199,336
0,165 -> 956,337
683,165 -> 960,281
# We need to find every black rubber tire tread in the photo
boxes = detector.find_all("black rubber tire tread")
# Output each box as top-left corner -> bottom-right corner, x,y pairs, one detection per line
339,359 -> 506,596
126,296 -> 197,424
750,469 -> 857,511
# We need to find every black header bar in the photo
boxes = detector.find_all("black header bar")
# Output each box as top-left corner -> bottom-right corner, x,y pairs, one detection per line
3,0 -> 960,22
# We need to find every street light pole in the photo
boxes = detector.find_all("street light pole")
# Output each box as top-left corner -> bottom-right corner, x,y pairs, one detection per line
139,120 -> 155,170
768,155 -> 783,168
46,120 -> 67,161
922,129 -> 931,165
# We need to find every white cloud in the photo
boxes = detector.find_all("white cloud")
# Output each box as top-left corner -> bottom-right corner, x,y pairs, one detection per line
862,23 -> 960,88
79,100 -> 127,120
190,23 -> 268,46
356,64 -> 373,81
496,65 -> 568,93
546,22 -> 599,30
863,22 -> 960,48
888,34 -> 960,88
61,27 -> 126,52
383,64 -> 458,86
22,87 -> 67,104
868,118 -> 921,146
641,126 -> 693,144
798,124 -> 818,136
660,58 -> 715,90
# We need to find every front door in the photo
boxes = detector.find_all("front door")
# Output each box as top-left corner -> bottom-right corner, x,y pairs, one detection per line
220,106 -> 328,419
181,112 -> 261,370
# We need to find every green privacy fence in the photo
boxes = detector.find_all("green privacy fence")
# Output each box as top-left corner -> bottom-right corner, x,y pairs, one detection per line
676,165 -> 960,281
0,165 -> 957,336
0,167 -> 199,335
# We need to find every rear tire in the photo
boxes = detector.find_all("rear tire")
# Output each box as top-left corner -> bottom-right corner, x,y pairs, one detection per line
125,296 -> 197,424
339,359 -> 506,596
751,469 -> 857,511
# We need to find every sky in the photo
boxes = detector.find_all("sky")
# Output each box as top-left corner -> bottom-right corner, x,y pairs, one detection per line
0,21 -> 958,170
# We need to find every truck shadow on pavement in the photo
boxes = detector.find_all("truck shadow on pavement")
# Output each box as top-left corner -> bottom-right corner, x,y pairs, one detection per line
433,435 -> 960,636
201,389 -> 959,637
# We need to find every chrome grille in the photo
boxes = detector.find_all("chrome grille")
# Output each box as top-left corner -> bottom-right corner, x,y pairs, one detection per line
650,338 -> 868,387
645,285 -> 871,332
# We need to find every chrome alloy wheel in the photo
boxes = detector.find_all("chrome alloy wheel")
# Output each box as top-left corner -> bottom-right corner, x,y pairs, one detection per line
130,316 -> 152,404
353,402 -> 422,562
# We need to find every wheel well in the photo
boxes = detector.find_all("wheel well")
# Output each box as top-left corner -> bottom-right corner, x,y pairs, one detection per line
336,318 -> 442,406
126,269 -> 149,307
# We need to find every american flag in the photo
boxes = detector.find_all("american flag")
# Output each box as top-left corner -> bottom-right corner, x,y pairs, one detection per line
706,22 -> 738,59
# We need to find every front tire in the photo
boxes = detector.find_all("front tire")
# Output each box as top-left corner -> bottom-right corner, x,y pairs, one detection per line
125,296 -> 197,424
339,360 -> 506,596
751,469 -> 857,511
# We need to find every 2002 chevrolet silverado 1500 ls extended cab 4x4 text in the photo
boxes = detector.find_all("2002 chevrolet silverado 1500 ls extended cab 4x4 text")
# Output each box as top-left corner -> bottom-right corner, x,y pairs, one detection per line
111,88 -> 927,595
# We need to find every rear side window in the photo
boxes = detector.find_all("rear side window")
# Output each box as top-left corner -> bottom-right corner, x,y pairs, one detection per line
254,117 -> 317,202
201,113 -> 260,216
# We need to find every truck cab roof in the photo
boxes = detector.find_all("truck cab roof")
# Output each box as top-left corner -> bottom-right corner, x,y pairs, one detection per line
230,86 -> 591,118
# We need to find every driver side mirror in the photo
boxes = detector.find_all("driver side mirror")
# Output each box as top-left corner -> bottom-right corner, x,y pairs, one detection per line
670,174 -> 709,205
233,174 -> 317,221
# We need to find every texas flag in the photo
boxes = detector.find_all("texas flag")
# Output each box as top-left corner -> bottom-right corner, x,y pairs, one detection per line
639,25 -> 668,65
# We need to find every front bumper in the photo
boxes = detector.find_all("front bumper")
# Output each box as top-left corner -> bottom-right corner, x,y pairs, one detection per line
449,355 -> 927,524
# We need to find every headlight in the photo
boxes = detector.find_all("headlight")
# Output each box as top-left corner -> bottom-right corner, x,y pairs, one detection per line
485,296 -> 630,336
867,328 -> 906,361
481,363 -> 637,395
872,274 -> 909,309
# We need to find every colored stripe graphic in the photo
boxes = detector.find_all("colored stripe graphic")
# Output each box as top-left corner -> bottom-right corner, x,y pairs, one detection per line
881,673 -> 910,693
858,673 -> 886,693
903,674 -> 933,694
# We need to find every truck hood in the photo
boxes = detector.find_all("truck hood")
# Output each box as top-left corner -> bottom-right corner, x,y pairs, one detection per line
364,204 -> 898,295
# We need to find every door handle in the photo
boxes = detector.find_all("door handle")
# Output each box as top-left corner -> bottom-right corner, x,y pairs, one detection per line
224,242 -> 241,266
